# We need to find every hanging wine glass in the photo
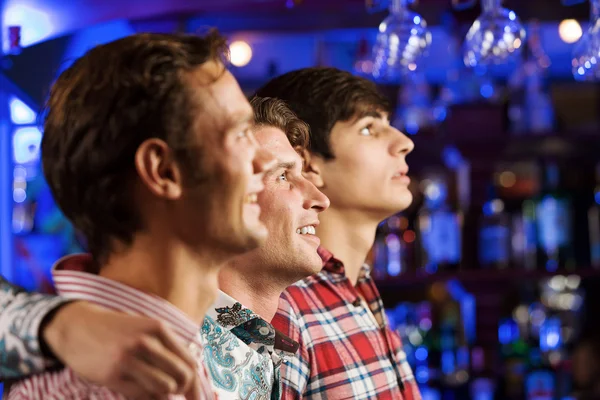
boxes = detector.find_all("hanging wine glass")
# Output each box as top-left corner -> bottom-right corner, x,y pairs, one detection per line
463,0 -> 526,67
572,0 -> 600,80
371,0 -> 431,81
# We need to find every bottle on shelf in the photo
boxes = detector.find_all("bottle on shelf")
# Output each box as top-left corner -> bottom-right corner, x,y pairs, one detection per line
588,163 -> 600,269
479,184 -> 511,269
534,162 -> 575,271
417,175 -> 463,273
508,20 -> 555,135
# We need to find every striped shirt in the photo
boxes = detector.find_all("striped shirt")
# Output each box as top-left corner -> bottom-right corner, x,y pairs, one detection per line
6,254 -> 215,400
273,247 -> 421,399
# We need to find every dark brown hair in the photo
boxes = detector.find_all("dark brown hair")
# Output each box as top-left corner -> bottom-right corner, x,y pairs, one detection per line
254,67 -> 390,159
250,96 -> 310,151
41,31 -> 228,263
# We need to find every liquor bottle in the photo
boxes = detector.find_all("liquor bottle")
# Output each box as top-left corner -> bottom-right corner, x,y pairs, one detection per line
525,347 -> 556,400
512,199 -> 538,271
508,20 -> 554,135
588,163 -> 600,269
535,162 -> 575,271
479,184 -> 511,269
417,177 -> 462,273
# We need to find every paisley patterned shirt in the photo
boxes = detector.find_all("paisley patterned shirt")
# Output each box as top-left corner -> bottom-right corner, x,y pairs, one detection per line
0,275 -> 67,379
201,291 -> 299,400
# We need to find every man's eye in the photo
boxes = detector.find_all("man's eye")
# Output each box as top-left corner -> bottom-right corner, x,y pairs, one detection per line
360,126 -> 373,136
237,129 -> 250,139
277,173 -> 287,182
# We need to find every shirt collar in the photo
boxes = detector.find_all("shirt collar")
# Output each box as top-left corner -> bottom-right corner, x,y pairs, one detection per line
318,246 -> 372,280
207,290 -> 299,355
52,254 -> 203,347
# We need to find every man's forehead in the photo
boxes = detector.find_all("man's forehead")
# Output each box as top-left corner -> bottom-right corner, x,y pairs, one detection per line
254,125 -> 302,163
348,106 -> 390,124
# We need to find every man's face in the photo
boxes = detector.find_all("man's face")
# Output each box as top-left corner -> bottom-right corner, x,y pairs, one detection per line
176,62 -> 275,254
313,110 -> 414,221
240,125 -> 330,281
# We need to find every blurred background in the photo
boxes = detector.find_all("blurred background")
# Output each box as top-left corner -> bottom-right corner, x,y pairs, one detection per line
1,0 -> 600,398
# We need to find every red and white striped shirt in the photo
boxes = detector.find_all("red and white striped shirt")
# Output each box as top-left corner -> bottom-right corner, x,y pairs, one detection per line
7,254 -> 215,400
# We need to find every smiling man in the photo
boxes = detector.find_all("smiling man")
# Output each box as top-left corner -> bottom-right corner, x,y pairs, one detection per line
2,32 -> 276,399
199,96 -> 330,399
0,96 -> 329,399
256,67 -> 420,399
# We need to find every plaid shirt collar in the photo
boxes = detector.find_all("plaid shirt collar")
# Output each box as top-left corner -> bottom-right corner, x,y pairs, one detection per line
206,290 -> 299,356
318,246 -> 375,290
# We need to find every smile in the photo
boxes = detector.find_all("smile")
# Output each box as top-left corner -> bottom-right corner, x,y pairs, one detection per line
296,225 -> 316,235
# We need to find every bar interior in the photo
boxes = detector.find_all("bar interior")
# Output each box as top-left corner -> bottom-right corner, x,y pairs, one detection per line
1,0 -> 600,398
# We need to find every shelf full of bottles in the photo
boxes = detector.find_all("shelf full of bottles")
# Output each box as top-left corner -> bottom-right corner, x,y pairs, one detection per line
371,159 -> 600,399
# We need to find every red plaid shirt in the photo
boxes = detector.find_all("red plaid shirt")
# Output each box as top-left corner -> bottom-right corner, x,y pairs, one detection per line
273,247 -> 420,399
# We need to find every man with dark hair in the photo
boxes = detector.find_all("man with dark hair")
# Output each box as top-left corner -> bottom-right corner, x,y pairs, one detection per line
4,31 -> 276,399
256,67 -> 420,399
0,96 -> 330,399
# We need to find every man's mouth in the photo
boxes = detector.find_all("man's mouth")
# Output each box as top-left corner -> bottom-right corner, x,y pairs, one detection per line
296,225 -> 317,235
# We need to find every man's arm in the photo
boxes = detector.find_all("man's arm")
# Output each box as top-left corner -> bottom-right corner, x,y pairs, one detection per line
0,275 -> 204,399
0,275 -> 67,378
272,296 -> 310,399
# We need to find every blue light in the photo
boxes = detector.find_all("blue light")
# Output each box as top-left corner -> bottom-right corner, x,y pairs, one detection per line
442,146 -> 463,170
499,319 -> 519,344
405,121 -> 419,135
578,66 -> 585,75
415,346 -> 429,361
9,97 -> 37,125
441,350 -> 455,375
546,259 -> 558,272
12,127 -> 42,165
482,201 -> 494,216
13,188 -> 26,203
480,83 -> 494,98
415,366 -> 429,384
413,16 -> 422,25
3,5 -> 55,50
508,11 -> 516,21
594,190 -> 600,205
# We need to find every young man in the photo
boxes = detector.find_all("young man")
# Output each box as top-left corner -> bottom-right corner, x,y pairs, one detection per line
0,97 -> 330,399
201,96 -> 329,398
4,31 -> 276,399
256,67 -> 421,399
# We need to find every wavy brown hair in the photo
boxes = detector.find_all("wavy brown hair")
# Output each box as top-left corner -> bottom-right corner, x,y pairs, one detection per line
250,96 -> 310,151
42,31 -> 228,263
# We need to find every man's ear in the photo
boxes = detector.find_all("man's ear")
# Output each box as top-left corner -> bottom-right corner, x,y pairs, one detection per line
135,139 -> 183,200
298,147 -> 324,188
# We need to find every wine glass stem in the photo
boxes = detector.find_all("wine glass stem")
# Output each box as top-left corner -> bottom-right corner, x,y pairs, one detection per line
591,0 -> 600,23
390,0 -> 406,14
481,0 -> 501,12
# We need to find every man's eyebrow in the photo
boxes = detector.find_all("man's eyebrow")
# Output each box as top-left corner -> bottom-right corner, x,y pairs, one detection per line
350,109 -> 385,124
265,161 -> 296,176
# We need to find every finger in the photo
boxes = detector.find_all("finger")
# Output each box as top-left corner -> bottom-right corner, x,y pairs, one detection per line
125,356 -> 179,397
137,336 -> 196,394
154,323 -> 198,369
184,376 -> 203,400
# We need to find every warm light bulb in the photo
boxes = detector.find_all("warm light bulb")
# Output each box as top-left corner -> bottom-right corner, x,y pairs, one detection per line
559,19 -> 583,44
229,40 -> 252,67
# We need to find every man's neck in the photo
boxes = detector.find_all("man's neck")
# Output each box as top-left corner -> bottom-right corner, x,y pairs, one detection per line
100,234 -> 221,325
217,261 -> 289,323
317,207 -> 380,286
